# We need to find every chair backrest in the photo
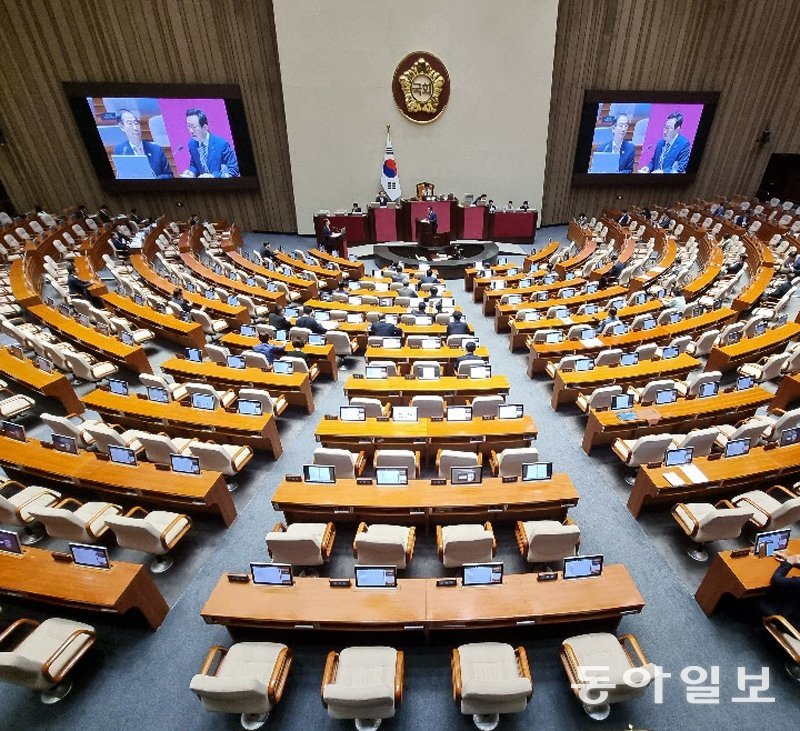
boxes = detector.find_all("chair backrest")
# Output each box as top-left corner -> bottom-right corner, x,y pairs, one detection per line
587,385 -> 623,409
105,514 -> 164,554
695,507 -> 753,543
205,344 -> 229,364
325,330 -> 352,355
138,433 -> 184,465
727,417 -> 772,447
496,447 -> 540,477
411,361 -> 441,378
313,447 -> 355,478
188,442 -> 236,475
758,352 -> 790,382
410,395 -> 444,418
638,379 -> 676,405
527,521 -> 581,563
240,350 -> 269,369
27,505 -> 90,542
635,343 -> 658,361
771,497 -> 800,529
374,449 -> 417,477
281,355 -> 309,373
693,329 -> 720,355
350,397 -> 384,418
369,360 -> 398,376
184,383 -> 222,407
672,427 -> 720,457
686,370 -> 721,396
595,348 -> 622,367
354,529 -> 408,568
83,424 -> 128,453
470,395 -> 504,417
441,524 -> 494,567
768,407 -> 800,440
238,388 -> 275,413
266,529 -> 323,566
41,413 -> 90,448
627,434 -> 676,466
438,450 -> 479,477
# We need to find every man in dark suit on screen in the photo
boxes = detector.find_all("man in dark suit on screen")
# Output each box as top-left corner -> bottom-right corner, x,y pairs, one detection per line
639,111 -> 692,174
595,113 -> 635,173
181,108 -> 239,178
113,109 -> 173,178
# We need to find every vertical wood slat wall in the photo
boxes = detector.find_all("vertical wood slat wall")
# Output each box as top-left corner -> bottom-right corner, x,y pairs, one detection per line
542,0 -> 800,225
0,0 -> 296,232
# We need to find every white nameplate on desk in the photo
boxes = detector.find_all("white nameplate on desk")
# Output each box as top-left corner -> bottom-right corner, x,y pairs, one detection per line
679,464 -> 708,484
581,338 -> 604,348
663,471 -> 686,487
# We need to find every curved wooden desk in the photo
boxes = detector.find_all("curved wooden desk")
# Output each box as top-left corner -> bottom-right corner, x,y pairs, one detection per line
309,248 -> 365,279
220,333 -> 339,380
482,278 -> 586,316
770,373 -> 800,413
0,547 -> 168,630
364,345 -> 491,375
343,374 -> 510,405
705,322 -> 800,373
0,345 -> 83,414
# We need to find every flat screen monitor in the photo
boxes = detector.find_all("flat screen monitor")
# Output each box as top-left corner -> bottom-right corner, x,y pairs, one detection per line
308,334 -> 326,346
384,315 -> 399,325
498,404 -> 524,420
354,565 -> 398,588
246,278 -> 257,287
109,445 -> 137,466
670,312 -> 682,324
611,393 -> 634,410
439,297 -> 455,308
544,275 -> 558,284
147,386 -> 170,403
346,313 -> 363,323
392,406 -> 418,423
462,562 -> 503,587
754,321 -> 767,336
728,330 -> 742,344
250,562 -> 293,586
612,323 -> 628,336
339,406 -> 366,422
585,282 -> 598,294
497,257 -> 508,265
226,355 -> 246,369
275,330 -> 288,342
108,378 -> 129,396
2,421 -> 26,442
545,332 -> 563,344
375,467 -> 408,486
285,307 -> 300,318
642,319 -> 657,331
379,297 -> 393,307
421,338 -> 440,349
303,464 -> 336,484
698,381 -> 720,398
522,461 -> 553,481
469,365 -> 492,379
736,375 -> 754,390
655,388 -> 678,405
205,289 -> 216,300
348,296 -> 362,305
418,366 -> 438,380
240,324 -> 257,337
664,447 -> 693,467
186,347 -> 203,363
575,358 -> 594,372
226,295 -> 239,306
563,554 -> 604,579
661,346 -> 679,360
519,278 -> 532,288
560,288 -> 575,299
584,304 -> 599,315
451,465 -> 482,484
724,438 -> 750,458
620,352 -> 639,366
191,392 -> 215,410
523,311 -> 540,322
0,529 -> 22,556
272,360 -> 293,374
52,434 -> 79,455
237,399 -> 263,416
77,314 -> 92,328
382,337 -> 402,349
35,356 -> 54,373
780,427 -> 800,446
754,529 -> 791,557
120,331 -> 135,346
506,295 -> 522,305
58,303 -> 73,316
446,406 -> 472,422
69,543 -> 110,570
365,365 -> 388,380
6,345 -> 24,360
581,328 -> 597,339
170,453 -> 201,474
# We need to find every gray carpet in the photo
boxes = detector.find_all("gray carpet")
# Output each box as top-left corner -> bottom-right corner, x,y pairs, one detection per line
1,226 -> 798,730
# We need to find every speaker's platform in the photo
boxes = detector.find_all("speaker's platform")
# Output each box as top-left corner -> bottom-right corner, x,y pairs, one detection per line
372,241 -> 499,279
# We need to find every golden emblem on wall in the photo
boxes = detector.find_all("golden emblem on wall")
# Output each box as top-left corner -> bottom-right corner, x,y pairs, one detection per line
392,52 -> 450,124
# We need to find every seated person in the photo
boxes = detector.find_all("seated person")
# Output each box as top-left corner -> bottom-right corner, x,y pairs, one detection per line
268,305 -> 293,332
769,550 -> 800,624
351,202 -> 362,213
504,201 -> 514,212
520,200 -> 530,211
446,311 -> 469,336
414,301 -> 429,317
386,264 -> 405,283
66,263 -> 92,299
601,253 -> 624,286
295,305 -> 327,335
396,278 -> 416,298
110,234 -> 131,257
455,341 -> 484,368
781,252 -> 800,276
289,339 -> 308,363
418,268 -> 438,284
253,332 -> 286,364
261,241 -> 277,260
487,199 -> 497,213
724,253 -> 747,276
171,287 -> 193,313
664,287 -> 687,310
598,306 -> 620,331
761,275 -> 793,303
618,210 -> 631,226
369,313 -> 403,338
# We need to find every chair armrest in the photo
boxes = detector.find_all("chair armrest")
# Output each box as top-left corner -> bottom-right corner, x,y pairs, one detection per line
0,479 -> 26,497
406,527 -> 416,563
489,450 -> 499,475
353,521 -> 368,557
86,503 -> 123,539
436,525 -> 444,560
0,618 -> 39,649
381,402 -> 392,417
485,521 -> 496,554
514,521 -> 529,557
271,522 -> 287,534
394,650 -> 404,704
198,645 -> 228,677
14,488 -> 59,515
124,506 -> 149,518
714,499 -> 737,509
767,484 -> 799,500
160,513 -> 192,550
54,497 -> 84,511
267,646 -> 293,706
42,627 -> 96,684
515,646 -> 534,698
435,448 -> 442,468
619,633 -> 650,667
451,648 -> 462,701
354,451 -> 367,476
671,503 -> 700,537
321,522 -> 336,560
320,651 -> 339,705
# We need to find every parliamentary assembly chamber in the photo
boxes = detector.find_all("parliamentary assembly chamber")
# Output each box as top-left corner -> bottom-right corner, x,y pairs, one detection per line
0,1 -> 798,730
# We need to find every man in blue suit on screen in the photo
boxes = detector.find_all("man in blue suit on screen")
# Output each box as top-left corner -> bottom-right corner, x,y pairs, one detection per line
181,107 -> 239,178
595,113 -> 635,173
113,109 -> 173,178
639,111 -> 692,174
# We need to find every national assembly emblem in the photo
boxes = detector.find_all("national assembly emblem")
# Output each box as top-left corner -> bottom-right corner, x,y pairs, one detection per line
392,52 -> 450,124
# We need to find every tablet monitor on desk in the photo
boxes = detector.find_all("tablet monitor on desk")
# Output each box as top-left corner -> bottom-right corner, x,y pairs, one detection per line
205,289 -> 216,300
348,296 -> 362,306
553,307 -> 570,319
379,297 -> 393,307
346,314 -> 363,324
109,378 -> 129,396
52,434 -> 79,455
754,321 -> 767,336
170,454 -> 201,475
316,311 -> 331,322
780,427 -> 800,446
132,294 -> 144,307
560,288 -> 576,298
661,346 -> 679,360
462,562 -> 503,586
285,307 -> 300,318
309,334 -> 326,346
563,554 -> 603,579
575,358 -> 594,372
375,467 -> 408,486
670,312 -> 682,324
620,352 -> 639,366
191,392 -> 216,411
382,337 -> 402,349
545,332 -> 563,344
439,297 -> 455,308
339,406 -> 366,422
237,399 -> 263,416
736,375 -> 754,390
664,447 -> 693,467
642,319 -> 657,331
69,543 -> 110,570
250,562 -> 293,586
728,331 -> 742,344
147,386 -> 170,403
753,529 -> 791,557
0,529 -> 22,556
303,464 -> 336,484
585,282 -> 599,294
655,388 -> 678,405
612,323 -> 628,336
365,365 -> 388,380
240,324 -> 257,337
186,347 -> 203,363
35,356 -> 54,374
698,381 -> 720,398
120,331 -> 134,346
519,278 -> 532,288
724,438 -> 750,458
451,466 -> 482,484
536,292 -> 549,301
226,295 -> 239,307
384,315 -> 399,325
446,406 -> 472,422
584,304 -> 599,315
498,404 -> 524,420
418,366 -> 438,380
506,295 -> 522,305
354,565 -> 397,588
523,311 -> 540,322
392,406 -> 418,423
580,328 -> 597,340
421,338 -> 441,349
522,461 -> 553,481
6,345 -> 24,360
77,314 -> 92,329
610,394 -> 634,411
272,360 -> 293,375
544,275 -> 558,285
108,445 -> 137,466
246,278 -> 257,287
2,421 -> 26,442
275,330 -> 287,342
469,365 -> 492,379
226,355 -> 246,369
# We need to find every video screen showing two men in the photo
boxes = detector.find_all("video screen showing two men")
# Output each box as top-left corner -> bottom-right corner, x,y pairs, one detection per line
87,97 -> 240,180
588,102 -> 704,175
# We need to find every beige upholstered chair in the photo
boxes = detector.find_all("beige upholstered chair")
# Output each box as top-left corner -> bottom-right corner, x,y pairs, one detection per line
326,330 -> 358,367
353,523 -> 416,569
28,498 -> 121,543
239,388 -> 287,416
313,447 -> 365,479
64,352 -> 117,382
205,344 -> 230,365
675,370 -> 721,397
714,417 -> 771,449
0,480 -> 61,544
411,361 -> 442,378
515,518 -> 580,565
374,449 -> 419,478
560,632 -> 657,720
739,352 -> 790,383
137,433 -> 197,466
349,397 -> 388,418
105,507 -> 191,573
409,395 -> 444,418
629,378 -> 676,405
437,450 -> 482,479
266,521 -> 336,567
451,643 -> 533,729
184,382 -> 236,408
437,522 -> 496,568
321,646 -> 403,729
489,447 -> 539,478
611,434 -> 675,484
469,395 -> 504,417
0,392 -> 34,419
762,407 -> 800,442
671,500 -> 754,561
367,360 -> 398,376
190,642 -> 293,729
669,427 -> 720,458
0,617 -> 96,703
140,373 -> 188,402
188,442 -> 254,489
763,615 -> 800,680
191,310 -> 228,336
82,423 -> 143,454
576,385 -> 623,413
110,317 -> 154,344
732,486 -> 800,530
41,413 -> 102,449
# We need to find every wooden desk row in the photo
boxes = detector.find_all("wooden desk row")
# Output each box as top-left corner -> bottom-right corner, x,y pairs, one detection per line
364,345 -> 491,375
770,373 -> 800,413
308,248 -> 365,279
0,346 -> 83,414
0,434 -> 236,525
201,565 -> 643,635
343,374 -> 510,405
482,277 -> 587,316
705,322 -> 800,373
220,333 -> 339,380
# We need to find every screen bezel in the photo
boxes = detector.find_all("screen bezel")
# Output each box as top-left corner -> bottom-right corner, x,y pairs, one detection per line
664,447 -> 693,467
450,465 -> 482,485
303,464 -> 336,484
250,562 -> 294,586
0,528 -> 23,556
562,554 -> 604,580
521,461 -> 553,481
339,406 -> 367,422
52,434 -> 79,455
108,445 -> 137,466
461,562 -> 504,587
724,438 -> 751,458
753,529 -> 791,557
170,453 -> 201,475
375,466 -> 409,486
354,565 -> 398,589
69,542 -> 111,570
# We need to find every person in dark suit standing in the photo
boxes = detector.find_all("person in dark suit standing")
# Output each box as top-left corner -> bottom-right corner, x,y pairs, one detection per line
639,112 -> 692,174
376,191 -> 389,207
596,113 -> 636,173
427,207 -> 438,235
446,311 -> 469,336
181,108 -> 239,178
113,110 -> 173,178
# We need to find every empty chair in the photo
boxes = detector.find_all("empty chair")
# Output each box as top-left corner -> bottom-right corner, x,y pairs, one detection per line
266,521 -> 336,567
490,447 -> 539,478
238,294 -> 270,319
612,434 -> 676,484
629,378 -> 677,405
437,522 -> 496,567
184,382 -> 236,408
137,433 -> 197,466
368,360 -> 398,376
676,370 -> 721,397
205,344 -> 230,365
191,310 -> 228,337
671,500 -> 754,561
410,395 -> 444,418
661,335 -> 692,355
469,395 -> 504,417
326,330 -> 358,367
762,615 -> 800,681
288,326 -> 311,344
28,498 -> 121,543
353,523 -> 416,568
242,350 -> 271,369
321,646 -> 403,729
140,373 -> 188,402
411,360 -> 442,378
595,348 -> 622,367
634,342 -> 658,361
189,442 -> 254,488
732,486 -> 800,530
349,397 -> 388,418
576,385 -> 623,413
0,616 -> 96,704
753,286 -> 796,321
313,447 -> 365,479
739,352 -> 789,383
544,355 -> 585,379
0,390 -> 34,419
82,422 -> 143,454
190,642 -> 293,730
451,643 -> 533,730
239,388 -> 287,416
669,427 -> 720,457
560,632 -> 657,720
762,407 -> 800,442
41,413 -> 102,450
105,507 -> 191,573
0,480 -> 61,544
437,449 -> 481,478
110,317 -> 154,344
64,352 -> 117,382
714,416 -> 772,449
515,518 -> 580,564
374,449 -> 419,478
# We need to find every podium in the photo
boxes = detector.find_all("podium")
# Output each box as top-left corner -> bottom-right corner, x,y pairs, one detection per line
417,219 -> 434,247
329,229 -> 347,257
